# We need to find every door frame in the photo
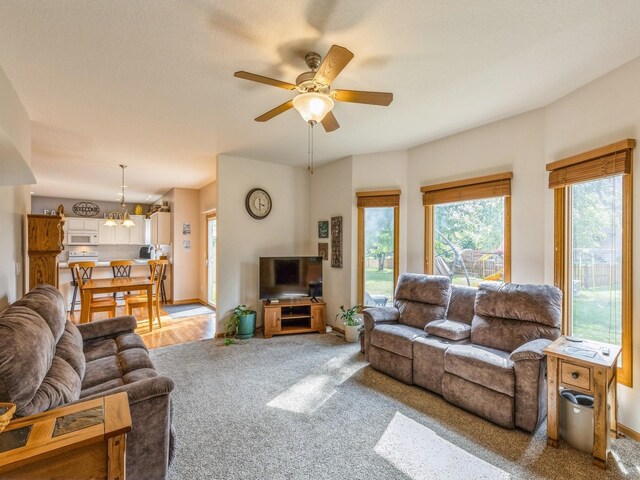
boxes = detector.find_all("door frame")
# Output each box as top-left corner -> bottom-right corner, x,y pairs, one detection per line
206,213 -> 217,308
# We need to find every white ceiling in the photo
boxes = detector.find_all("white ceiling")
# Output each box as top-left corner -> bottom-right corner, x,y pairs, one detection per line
1,1 -> 640,202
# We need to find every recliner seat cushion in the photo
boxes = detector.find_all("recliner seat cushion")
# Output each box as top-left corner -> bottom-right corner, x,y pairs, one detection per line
370,324 -> 425,359
394,274 -> 450,329
445,344 -> 515,396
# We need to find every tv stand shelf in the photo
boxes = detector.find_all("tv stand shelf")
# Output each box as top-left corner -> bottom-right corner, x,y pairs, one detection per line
263,298 -> 326,338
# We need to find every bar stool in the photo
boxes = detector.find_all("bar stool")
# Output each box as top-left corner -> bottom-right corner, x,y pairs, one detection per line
69,261 -> 95,313
72,264 -> 117,320
149,256 -> 168,303
125,260 -> 168,329
110,260 -> 133,300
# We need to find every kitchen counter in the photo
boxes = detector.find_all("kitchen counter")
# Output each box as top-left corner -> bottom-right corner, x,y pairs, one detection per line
59,259 -> 168,268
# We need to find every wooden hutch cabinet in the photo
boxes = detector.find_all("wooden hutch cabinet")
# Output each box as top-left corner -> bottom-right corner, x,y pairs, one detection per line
27,214 -> 65,290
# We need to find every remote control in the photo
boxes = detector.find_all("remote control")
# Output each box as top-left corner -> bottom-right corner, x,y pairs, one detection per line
565,336 -> 583,342
601,347 -> 610,356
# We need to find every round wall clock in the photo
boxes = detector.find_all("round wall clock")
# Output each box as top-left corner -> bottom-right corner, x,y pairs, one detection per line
245,188 -> 272,219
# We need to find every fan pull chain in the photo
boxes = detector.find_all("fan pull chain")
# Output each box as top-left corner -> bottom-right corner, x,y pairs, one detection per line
307,121 -> 315,174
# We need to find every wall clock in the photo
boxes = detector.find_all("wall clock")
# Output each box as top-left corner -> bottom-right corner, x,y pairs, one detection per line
245,188 -> 272,220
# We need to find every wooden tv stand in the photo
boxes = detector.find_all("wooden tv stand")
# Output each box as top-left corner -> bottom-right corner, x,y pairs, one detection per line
263,298 -> 326,338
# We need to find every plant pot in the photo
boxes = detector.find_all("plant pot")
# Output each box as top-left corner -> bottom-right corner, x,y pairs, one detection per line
344,323 -> 360,343
236,311 -> 256,339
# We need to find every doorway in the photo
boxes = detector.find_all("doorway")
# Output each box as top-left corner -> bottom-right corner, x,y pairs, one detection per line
207,214 -> 217,308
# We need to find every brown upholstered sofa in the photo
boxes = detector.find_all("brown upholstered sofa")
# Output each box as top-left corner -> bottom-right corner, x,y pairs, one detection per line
0,284 -> 175,479
363,273 -> 562,432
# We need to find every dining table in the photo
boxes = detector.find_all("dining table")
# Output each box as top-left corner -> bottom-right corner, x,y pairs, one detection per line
80,277 -> 155,329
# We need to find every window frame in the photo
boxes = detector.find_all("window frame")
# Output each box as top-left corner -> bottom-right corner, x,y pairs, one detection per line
421,172 -> 512,283
547,139 -> 634,387
356,190 -> 400,307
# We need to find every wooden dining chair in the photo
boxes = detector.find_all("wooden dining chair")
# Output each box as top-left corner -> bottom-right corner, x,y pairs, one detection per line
110,260 -> 134,300
72,263 -> 117,321
69,261 -> 95,313
125,260 -> 168,330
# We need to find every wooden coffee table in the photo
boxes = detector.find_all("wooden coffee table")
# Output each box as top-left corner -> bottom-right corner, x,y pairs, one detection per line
0,392 -> 131,479
545,336 -> 621,469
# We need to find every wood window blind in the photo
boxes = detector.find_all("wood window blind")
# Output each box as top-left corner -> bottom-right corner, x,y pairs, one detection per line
546,139 -> 635,189
421,172 -> 512,206
356,190 -> 400,208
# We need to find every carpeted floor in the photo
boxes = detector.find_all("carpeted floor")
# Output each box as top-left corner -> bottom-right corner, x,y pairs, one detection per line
150,334 -> 640,480
162,303 -> 216,319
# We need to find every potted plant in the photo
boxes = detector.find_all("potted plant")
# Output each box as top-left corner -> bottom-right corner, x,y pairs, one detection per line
336,305 -> 362,343
224,305 -> 256,345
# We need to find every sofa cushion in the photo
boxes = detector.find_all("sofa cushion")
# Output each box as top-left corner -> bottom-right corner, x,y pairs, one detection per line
446,285 -> 477,325
370,324 -> 425,359
55,321 -> 86,379
471,282 -> 562,352
474,282 -> 562,326
12,284 -> 67,342
28,356 -> 82,416
84,332 -> 148,362
394,274 -> 450,329
425,319 -> 471,341
445,344 -> 515,396
0,305 -> 58,416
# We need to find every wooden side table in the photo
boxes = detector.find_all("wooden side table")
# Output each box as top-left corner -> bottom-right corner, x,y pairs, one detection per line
0,392 -> 131,479
544,336 -> 621,469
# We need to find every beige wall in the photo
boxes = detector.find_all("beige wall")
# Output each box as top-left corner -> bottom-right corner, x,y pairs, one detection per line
0,63 -> 31,308
217,154 -> 310,333
168,188 -> 201,302
542,56 -> 640,432
308,157 -> 353,328
0,185 -> 30,309
198,180 -> 216,304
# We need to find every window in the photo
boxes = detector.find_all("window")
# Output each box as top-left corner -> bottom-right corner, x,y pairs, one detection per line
356,190 -> 400,308
422,172 -> 512,286
548,139 -> 634,386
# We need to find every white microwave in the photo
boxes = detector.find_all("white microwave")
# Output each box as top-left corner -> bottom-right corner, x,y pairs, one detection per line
68,232 -> 99,245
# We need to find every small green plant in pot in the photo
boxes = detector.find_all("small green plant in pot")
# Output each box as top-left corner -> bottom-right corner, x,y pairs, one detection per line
336,305 -> 362,343
224,305 -> 257,345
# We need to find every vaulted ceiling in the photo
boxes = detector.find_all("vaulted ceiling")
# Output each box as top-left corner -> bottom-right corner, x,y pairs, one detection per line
1,1 -> 640,201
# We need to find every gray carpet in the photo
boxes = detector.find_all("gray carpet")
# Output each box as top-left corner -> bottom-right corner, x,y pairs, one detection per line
150,334 -> 640,480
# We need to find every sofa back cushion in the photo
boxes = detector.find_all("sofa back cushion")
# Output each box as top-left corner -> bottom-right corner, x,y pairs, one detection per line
13,284 -> 67,342
394,274 -> 450,329
446,285 -> 477,325
471,282 -> 562,352
0,306 -> 56,415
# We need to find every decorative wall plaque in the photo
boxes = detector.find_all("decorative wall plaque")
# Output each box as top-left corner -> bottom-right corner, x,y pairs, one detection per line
331,216 -> 343,268
318,242 -> 328,260
72,202 -> 100,217
318,220 -> 329,238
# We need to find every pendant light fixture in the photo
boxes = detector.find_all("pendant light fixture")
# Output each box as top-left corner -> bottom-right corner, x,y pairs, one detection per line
104,164 -> 135,227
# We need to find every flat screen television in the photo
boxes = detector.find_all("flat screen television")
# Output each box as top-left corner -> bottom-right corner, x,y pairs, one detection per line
259,256 -> 323,300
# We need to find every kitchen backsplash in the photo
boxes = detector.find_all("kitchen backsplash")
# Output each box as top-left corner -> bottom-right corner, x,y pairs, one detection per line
60,244 -> 171,262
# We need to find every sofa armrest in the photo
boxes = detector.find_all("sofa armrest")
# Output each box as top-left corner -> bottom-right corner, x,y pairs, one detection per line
363,307 -> 399,332
510,338 -> 553,362
77,376 -> 174,405
76,315 -> 138,341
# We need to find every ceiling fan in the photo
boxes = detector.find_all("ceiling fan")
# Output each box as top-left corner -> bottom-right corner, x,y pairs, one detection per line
234,45 -> 393,132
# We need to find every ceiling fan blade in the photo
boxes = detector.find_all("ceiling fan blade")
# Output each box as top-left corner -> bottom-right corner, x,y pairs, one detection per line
234,71 -> 296,90
333,89 -> 393,106
255,99 -> 294,122
321,111 -> 340,132
313,45 -> 354,86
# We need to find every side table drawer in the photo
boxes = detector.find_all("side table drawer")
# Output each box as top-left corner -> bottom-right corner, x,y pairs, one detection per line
560,361 -> 591,391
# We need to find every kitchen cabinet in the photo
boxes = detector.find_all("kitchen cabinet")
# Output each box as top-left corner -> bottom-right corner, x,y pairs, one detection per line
97,215 -> 147,245
98,221 -> 115,245
67,218 -> 99,232
150,212 -> 171,245
115,224 -> 130,244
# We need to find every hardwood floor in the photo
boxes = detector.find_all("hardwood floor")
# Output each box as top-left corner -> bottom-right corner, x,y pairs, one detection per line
68,304 -> 216,350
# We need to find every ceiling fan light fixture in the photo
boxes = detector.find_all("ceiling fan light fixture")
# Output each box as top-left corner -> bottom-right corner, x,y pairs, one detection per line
293,92 -> 334,124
